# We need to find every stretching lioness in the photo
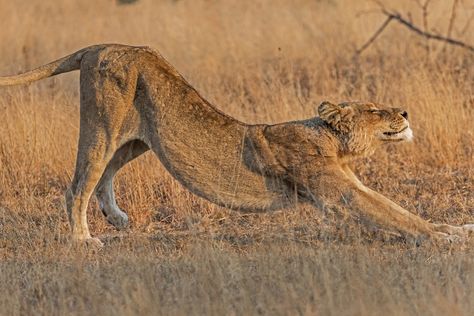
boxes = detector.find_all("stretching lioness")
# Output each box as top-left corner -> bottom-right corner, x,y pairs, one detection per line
0,44 -> 471,246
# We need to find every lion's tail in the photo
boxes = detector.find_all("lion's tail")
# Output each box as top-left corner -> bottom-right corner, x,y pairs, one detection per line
0,46 -> 97,86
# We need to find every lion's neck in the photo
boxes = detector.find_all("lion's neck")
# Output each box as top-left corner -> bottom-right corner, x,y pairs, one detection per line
338,133 -> 377,161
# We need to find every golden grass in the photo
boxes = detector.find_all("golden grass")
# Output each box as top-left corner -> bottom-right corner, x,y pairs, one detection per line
0,0 -> 474,315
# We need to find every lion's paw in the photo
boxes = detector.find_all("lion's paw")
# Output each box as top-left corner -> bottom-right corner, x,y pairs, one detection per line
462,224 -> 474,232
85,237 -> 104,249
106,211 -> 129,230
72,236 -> 104,250
433,232 -> 465,244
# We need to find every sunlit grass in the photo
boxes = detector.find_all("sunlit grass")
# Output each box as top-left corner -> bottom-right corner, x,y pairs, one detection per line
0,0 -> 473,315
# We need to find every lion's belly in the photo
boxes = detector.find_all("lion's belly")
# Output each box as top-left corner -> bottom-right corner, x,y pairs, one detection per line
136,69 -> 293,211
148,118 -> 290,211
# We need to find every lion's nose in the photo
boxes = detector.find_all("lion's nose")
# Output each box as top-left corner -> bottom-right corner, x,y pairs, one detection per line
400,111 -> 408,119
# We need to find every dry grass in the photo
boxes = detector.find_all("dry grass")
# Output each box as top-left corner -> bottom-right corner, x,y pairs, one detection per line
0,0 -> 473,315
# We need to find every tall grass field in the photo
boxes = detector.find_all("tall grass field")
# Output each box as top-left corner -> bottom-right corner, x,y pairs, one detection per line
0,0 -> 473,315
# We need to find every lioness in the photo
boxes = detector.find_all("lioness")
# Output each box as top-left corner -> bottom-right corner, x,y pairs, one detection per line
0,44 -> 471,246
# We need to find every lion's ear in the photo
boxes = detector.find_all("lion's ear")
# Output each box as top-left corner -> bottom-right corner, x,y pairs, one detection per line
317,101 -> 354,133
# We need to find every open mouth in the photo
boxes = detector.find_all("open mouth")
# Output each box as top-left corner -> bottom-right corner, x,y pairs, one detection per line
383,126 -> 408,136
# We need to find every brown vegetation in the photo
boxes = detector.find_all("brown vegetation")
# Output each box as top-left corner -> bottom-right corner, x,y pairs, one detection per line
0,0 -> 473,315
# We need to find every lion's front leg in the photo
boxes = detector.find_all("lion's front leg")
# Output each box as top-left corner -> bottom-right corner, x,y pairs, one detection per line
303,168 -> 462,241
362,187 -> 472,241
341,165 -> 472,239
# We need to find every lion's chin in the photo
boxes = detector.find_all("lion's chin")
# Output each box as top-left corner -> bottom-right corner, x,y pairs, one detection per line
380,126 -> 413,142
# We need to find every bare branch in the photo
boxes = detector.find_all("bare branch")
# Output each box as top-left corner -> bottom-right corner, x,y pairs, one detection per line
413,0 -> 432,56
383,10 -> 474,53
355,8 -> 474,57
354,16 -> 394,56
446,0 -> 459,40
414,0 -> 432,12
458,10 -> 474,36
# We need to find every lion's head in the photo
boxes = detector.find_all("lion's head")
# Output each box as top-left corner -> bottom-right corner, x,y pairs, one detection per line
318,101 -> 413,156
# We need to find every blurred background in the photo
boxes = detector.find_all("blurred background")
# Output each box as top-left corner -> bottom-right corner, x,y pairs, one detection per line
0,1 -> 474,315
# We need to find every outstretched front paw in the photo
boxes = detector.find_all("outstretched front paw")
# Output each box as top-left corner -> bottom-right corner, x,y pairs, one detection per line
462,224 -> 474,235
433,223 -> 469,238
432,232 -> 465,244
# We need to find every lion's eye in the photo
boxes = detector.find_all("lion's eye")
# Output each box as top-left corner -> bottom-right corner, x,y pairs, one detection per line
368,109 -> 379,113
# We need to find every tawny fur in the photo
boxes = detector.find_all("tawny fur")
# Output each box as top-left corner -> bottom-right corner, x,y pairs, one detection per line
1,44 -> 472,246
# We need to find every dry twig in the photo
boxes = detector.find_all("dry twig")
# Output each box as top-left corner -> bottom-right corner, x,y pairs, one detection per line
416,0 -> 432,56
446,0 -> 459,38
355,16 -> 393,55
355,7 -> 474,56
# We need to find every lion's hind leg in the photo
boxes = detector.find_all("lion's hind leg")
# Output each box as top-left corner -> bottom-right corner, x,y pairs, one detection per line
95,140 -> 149,229
66,135 -> 116,247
